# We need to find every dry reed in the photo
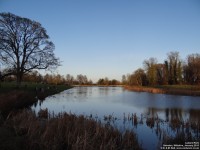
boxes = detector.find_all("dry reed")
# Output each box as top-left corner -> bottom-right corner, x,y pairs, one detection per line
5,109 -> 142,150
124,85 -> 200,96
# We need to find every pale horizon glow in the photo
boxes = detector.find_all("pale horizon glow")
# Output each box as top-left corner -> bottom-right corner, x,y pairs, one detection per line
1,0 -> 200,82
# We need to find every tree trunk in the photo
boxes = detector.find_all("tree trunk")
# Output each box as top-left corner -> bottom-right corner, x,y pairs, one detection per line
16,73 -> 23,88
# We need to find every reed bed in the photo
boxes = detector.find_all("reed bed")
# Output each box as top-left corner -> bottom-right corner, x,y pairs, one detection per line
4,109 -> 142,150
124,85 -> 200,96
2,109 -> 200,150
121,113 -> 200,147
148,115 -> 200,146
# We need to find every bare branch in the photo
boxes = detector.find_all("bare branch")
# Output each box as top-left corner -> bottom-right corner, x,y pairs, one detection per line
0,12 -> 60,85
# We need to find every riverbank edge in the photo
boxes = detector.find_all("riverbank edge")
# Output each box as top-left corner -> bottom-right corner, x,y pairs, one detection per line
0,85 -> 73,117
124,85 -> 200,96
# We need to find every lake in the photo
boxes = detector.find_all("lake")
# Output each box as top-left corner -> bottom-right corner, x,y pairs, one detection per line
32,86 -> 200,150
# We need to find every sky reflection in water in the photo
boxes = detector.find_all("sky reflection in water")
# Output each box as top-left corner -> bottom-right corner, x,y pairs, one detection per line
32,87 -> 200,150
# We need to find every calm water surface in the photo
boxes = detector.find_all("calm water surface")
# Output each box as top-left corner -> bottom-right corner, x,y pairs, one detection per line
32,86 -> 200,150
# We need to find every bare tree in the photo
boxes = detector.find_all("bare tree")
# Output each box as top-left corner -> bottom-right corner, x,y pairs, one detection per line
104,77 -> 109,85
66,74 -> 74,85
128,68 -> 147,86
97,78 -> 105,85
165,51 -> 182,84
184,53 -> 200,84
0,13 -> 60,86
143,57 -> 158,85
121,75 -> 127,85
76,74 -> 88,85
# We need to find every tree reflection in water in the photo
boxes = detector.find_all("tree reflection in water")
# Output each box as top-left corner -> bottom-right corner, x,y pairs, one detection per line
100,108 -> 200,148
141,108 -> 199,147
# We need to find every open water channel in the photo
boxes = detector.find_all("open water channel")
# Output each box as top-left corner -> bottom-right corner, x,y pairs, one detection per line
32,86 -> 200,150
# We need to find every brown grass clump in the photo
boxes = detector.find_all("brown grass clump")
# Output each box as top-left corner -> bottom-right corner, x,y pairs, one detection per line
4,109 -> 142,150
38,108 -> 48,119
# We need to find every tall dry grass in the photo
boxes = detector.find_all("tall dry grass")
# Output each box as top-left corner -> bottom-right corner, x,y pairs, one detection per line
5,109 -> 142,150
124,85 -> 200,96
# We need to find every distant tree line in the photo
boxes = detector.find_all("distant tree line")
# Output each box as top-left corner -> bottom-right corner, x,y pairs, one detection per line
0,71 -> 94,85
0,69 -> 121,86
97,77 -> 120,85
122,51 -> 200,86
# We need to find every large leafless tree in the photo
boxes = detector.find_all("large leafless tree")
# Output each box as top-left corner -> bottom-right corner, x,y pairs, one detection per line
0,13 -> 60,86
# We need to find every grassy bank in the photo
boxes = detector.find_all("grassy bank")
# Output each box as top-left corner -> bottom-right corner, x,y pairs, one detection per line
124,85 -> 200,96
0,82 -> 72,117
0,82 -> 71,94
0,109 -> 142,150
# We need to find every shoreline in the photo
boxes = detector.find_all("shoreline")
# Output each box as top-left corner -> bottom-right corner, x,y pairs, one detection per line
0,85 -> 73,117
124,85 -> 200,97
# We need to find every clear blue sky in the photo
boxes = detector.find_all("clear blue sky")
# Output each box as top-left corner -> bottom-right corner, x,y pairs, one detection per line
1,0 -> 200,82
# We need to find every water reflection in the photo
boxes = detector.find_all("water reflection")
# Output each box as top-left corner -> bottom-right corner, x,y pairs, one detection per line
144,107 -> 200,147
32,86 -> 200,150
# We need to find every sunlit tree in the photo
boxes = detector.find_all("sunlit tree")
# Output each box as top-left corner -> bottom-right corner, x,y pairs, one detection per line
184,53 -> 200,84
143,57 -> 158,85
165,51 -> 182,84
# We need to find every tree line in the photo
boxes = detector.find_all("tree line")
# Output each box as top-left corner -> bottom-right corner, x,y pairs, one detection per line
0,71 -> 93,85
122,51 -> 200,86
1,71 -> 121,86
97,77 -> 120,85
